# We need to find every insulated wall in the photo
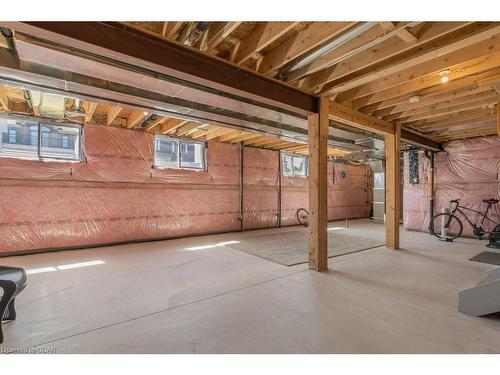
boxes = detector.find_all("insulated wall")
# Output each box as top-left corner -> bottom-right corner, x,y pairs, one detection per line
0,124 -> 371,255
242,147 -> 279,230
403,136 -> 500,236
0,125 -> 241,254
281,161 -> 371,226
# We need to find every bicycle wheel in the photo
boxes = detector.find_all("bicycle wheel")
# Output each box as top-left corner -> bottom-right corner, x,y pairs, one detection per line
429,213 -> 463,241
296,208 -> 309,227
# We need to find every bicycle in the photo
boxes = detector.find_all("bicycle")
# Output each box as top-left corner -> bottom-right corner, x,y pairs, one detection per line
429,198 -> 499,241
296,208 -> 309,227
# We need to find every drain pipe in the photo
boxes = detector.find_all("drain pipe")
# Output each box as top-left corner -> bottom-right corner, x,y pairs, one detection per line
278,22 -> 377,79
424,150 -> 435,233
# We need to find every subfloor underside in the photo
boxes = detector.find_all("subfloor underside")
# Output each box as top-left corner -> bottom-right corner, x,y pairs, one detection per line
1,219 -> 499,353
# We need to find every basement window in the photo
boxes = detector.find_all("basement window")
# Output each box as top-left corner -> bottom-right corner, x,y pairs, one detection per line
282,153 -> 308,177
0,116 -> 82,162
154,135 -> 206,170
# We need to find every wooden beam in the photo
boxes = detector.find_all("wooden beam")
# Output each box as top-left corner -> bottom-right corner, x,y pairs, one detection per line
329,101 -> 441,149
203,22 -> 242,54
160,118 -> 189,134
329,101 -> 394,136
302,22 -> 469,91
82,101 -> 97,123
175,122 -> 199,136
20,22 -> 318,114
384,91 -> 499,122
234,22 -> 299,65
106,105 -> 122,125
205,127 -> 235,140
395,27 -> 418,44
360,68 -> 500,113
127,111 -> 148,128
336,31 -> 500,102
0,93 -> 9,111
348,50 -> 500,109
308,96 -> 329,271
163,22 -> 183,39
434,125 -> 497,141
384,123 -> 401,249
400,129 -> 442,151
258,22 -> 356,75
229,133 -> 263,143
321,23 -> 500,95
286,22 -> 413,83
144,116 -> 167,132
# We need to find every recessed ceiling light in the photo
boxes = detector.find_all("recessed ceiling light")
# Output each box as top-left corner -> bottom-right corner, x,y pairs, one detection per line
409,95 -> 420,103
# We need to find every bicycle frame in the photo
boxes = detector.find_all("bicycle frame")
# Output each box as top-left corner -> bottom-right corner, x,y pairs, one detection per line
449,202 -> 499,234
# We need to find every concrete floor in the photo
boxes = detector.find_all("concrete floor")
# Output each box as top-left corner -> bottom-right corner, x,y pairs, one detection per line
1,219 -> 499,353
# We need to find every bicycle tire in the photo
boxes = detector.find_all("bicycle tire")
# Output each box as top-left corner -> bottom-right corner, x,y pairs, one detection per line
296,208 -> 309,227
429,213 -> 463,241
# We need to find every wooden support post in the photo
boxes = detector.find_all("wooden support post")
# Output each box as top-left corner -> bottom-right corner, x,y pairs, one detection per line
384,123 -> 401,249
308,96 -> 329,271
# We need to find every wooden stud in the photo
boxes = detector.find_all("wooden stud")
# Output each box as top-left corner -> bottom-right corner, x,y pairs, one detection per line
384,123 -> 401,250
308,96 -> 329,271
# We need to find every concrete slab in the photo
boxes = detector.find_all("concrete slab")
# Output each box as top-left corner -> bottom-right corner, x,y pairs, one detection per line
0,219 -> 499,353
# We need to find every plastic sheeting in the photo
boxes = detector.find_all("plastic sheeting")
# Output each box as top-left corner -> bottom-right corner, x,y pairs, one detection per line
403,136 -> 500,236
0,125 -> 242,254
242,147 -> 279,230
0,124 -> 371,255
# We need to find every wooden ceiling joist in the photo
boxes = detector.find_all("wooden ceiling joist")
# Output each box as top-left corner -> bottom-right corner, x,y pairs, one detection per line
106,106 -> 122,125
234,22 -> 299,65
302,22 -> 470,91
322,23 -> 500,96
258,22 -> 356,76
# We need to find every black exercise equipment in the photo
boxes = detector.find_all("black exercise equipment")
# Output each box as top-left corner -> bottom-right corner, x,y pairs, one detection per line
487,225 -> 500,250
0,266 -> 27,344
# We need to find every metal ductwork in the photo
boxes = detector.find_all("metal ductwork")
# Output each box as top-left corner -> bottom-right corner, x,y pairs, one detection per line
178,22 -> 211,46
278,22 -> 377,79
29,90 -> 66,118
66,98 -> 86,119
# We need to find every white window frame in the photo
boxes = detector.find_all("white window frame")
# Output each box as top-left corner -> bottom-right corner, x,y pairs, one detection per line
154,135 -> 206,171
0,115 -> 83,162
281,152 -> 308,178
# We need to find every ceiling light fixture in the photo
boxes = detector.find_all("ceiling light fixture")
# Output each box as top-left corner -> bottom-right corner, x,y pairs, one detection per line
409,95 -> 420,103
439,70 -> 450,83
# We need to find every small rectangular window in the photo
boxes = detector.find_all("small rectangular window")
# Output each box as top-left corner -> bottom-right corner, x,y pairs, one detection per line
180,140 -> 204,169
0,116 -> 82,162
154,135 -> 205,170
0,117 -> 39,159
282,154 -> 293,177
40,123 -> 81,161
282,153 -> 308,177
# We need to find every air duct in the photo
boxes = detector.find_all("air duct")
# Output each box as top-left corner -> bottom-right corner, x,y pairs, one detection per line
278,22 -> 377,79
30,90 -> 66,118
178,22 -> 211,46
